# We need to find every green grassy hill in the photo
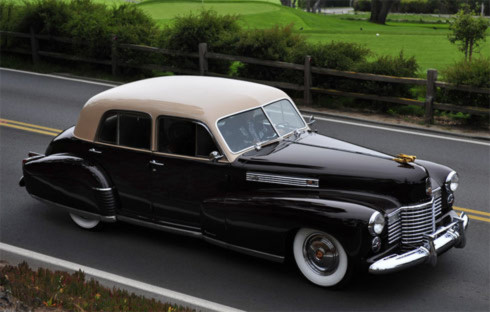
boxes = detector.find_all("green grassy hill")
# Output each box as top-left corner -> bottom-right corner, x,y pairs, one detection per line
134,0 -> 489,72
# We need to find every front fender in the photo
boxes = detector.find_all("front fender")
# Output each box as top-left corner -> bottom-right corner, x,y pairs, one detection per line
23,153 -> 117,216
224,193 -> 376,259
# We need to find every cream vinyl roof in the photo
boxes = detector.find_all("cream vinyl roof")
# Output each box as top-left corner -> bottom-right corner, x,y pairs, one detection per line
74,76 -> 290,161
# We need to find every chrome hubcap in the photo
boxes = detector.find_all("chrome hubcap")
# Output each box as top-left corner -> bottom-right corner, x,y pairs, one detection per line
303,234 -> 339,275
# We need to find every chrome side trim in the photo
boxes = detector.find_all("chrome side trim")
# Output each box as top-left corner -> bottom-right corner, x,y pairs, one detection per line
204,236 -> 285,263
246,172 -> 319,188
118,216 -> 285,262
92,187 -> 113,191
31,195 -> 116,223
117,215 -> 202,239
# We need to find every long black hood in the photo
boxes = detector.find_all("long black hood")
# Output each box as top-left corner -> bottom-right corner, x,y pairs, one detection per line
237,132 -> 431,208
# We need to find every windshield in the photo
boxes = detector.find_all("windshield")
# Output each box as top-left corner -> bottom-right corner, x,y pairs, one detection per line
263,99 -> 305,136
217,99 -> 305,153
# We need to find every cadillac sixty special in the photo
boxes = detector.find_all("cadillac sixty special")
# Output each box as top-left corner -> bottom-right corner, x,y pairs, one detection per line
20,76 -> 468,287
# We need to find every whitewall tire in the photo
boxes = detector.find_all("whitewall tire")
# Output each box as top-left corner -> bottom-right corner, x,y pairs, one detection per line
293,228 -> 348,287
69,213 -> 101,230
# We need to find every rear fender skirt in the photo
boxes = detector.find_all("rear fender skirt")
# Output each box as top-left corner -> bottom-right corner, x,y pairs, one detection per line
32,195 -> 116,223
23,153 -> 119,216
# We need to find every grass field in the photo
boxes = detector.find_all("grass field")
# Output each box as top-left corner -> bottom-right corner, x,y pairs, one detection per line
8,0 -> 490,72
135,0 -> 489,72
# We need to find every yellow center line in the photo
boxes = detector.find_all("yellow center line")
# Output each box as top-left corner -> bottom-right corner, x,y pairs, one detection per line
466,214 -> 490,223
0,123 -> 59,137
454,206 -> 490,217
0,118 -> 62,133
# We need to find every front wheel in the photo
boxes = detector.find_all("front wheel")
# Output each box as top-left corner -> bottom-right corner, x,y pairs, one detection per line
69,213 -> 101,230
293,228 -> 349,287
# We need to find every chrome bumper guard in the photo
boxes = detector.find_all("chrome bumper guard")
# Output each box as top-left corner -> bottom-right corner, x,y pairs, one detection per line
369,211 -> 469,274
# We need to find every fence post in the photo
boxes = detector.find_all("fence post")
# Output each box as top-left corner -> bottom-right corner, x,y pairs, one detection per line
29,26 -> 39,65
111,35 -> 118,76
425,69 -> 437,125
199,43 -> 208,76
304,55 -> 312,106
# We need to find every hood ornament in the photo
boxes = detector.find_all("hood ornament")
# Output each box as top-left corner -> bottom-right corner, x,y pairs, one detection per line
393,154 -> 417,164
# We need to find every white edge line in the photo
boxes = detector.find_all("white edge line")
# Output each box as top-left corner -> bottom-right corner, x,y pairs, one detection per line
311,116 -> 490,147
3,67 -> 489,147
0,67 -> 118,88
0,242 -> 243,312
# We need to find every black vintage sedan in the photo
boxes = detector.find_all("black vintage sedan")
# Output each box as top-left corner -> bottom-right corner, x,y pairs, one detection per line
20,76 -> 468,287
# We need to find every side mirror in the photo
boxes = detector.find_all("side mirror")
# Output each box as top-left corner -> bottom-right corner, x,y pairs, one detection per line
307,115 -> 316,126
209,151 -> 224,162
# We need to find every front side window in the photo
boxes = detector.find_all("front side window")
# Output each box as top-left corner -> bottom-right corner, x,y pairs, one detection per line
157,117 -> 218,158
217,99 -> 305,153
97,111 -> 151,150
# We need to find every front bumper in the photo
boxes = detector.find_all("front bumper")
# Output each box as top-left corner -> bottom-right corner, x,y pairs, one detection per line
369,211 -> 468,274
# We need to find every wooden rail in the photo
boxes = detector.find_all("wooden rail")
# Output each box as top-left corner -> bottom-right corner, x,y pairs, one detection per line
1,28 -> 488,123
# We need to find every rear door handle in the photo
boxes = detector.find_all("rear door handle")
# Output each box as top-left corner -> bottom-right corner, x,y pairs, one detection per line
89,148 -> 102,154
149,160 -> 164,167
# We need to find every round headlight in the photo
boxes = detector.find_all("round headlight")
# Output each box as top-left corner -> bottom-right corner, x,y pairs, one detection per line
368,212 -> 385,236
446,171 -> 459,192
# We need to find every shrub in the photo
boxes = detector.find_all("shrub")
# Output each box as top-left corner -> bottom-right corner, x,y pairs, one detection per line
300,41 -> 370,71
234,24 -> 306,81
355,51 -> 418,97
438,58 -> 490,126
158,10 -> 240,72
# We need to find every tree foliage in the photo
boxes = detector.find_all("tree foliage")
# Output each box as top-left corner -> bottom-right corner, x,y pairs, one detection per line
448,6 -> 489,61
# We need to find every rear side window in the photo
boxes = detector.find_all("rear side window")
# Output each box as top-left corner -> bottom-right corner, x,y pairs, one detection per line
157,117 -> 218,158
97,111 -> 151,150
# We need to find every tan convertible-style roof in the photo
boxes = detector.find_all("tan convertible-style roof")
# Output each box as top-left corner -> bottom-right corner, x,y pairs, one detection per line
74,76 -> 290,161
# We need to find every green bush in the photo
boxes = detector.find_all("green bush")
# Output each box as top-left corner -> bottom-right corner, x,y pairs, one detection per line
354,0 -> 487,14
347,51 -> 419,112
301,41 -> 370,71
439,58 -> 490,125
2,0 -> 158,69
158,10 -> 240,72
234,24 -> 306,81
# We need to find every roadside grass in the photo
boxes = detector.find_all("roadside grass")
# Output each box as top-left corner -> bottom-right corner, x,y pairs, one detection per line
0,261 -> 193,312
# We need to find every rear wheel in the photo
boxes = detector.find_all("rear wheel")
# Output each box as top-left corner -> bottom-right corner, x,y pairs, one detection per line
293,228 -> 349,287
69,213 -> 101,230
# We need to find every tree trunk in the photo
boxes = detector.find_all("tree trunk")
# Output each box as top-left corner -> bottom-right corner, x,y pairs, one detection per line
313,0 -> 321,13
292,0 -> 297,8
469,38 -> 474,61
306,0 -> 312,12
370,0 -> 395,24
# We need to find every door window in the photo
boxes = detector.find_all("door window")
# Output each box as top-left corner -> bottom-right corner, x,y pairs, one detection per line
97,111 -> 151,150
157,117 -> 218,158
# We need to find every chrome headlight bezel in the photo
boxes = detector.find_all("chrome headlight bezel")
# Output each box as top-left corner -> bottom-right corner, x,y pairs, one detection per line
445,171 -> 459,192
368,211 -> 385,236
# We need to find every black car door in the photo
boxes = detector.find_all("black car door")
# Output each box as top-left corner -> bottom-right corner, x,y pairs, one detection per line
88,110 -> 154,219
150,116 -> 229,236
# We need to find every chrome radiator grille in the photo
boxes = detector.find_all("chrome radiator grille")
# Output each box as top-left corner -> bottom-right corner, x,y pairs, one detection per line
387,189 -> 442,249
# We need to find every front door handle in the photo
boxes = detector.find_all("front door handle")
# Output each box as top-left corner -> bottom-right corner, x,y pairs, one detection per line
89,148 -> 102,154
149,160 -> 164,167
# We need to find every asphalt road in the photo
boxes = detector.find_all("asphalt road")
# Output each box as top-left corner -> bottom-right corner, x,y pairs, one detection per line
1,68 -> 489,311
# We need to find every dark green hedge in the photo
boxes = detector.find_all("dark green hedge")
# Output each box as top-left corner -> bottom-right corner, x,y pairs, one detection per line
354,0 -> 489,15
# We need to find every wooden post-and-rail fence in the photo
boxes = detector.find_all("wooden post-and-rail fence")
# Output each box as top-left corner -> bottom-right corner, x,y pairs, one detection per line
1,28 -> 489,125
